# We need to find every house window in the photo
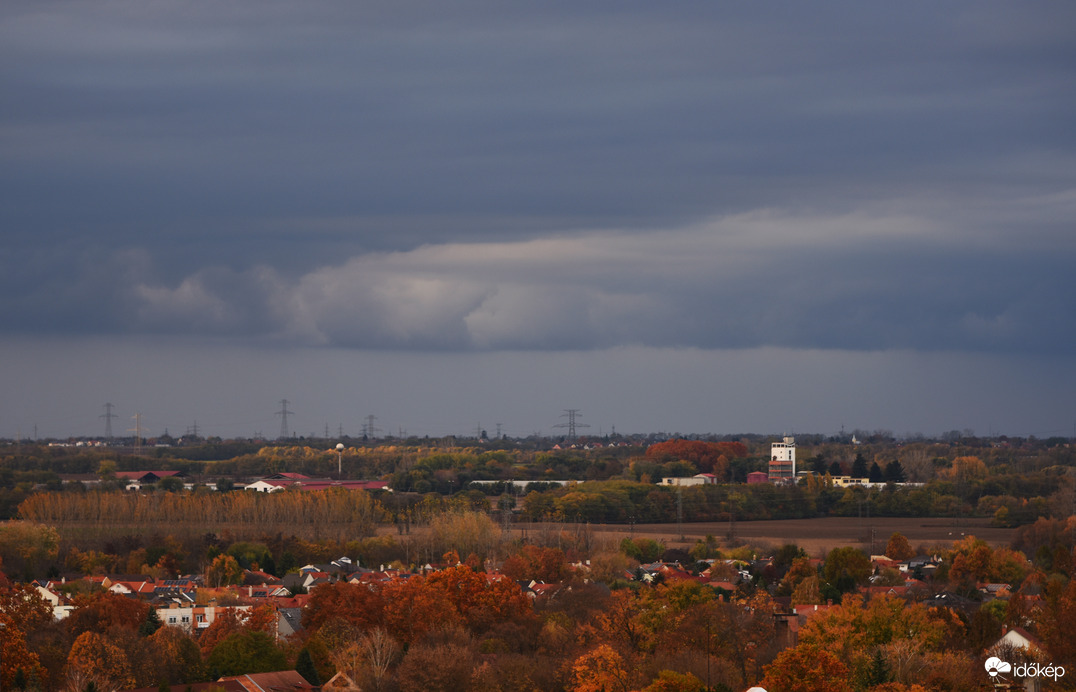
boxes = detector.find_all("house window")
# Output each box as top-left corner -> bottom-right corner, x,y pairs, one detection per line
168,617 -> 176,624
181,616 -> 190,623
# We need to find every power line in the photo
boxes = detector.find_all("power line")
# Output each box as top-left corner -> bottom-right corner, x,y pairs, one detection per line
276,399 -> 293,439
129,413 -> 143,454
101,402 -> 118,439
554,409 -> 590,440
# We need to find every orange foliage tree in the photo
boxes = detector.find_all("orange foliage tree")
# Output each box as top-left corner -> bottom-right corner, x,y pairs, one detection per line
425,565 -> 534,634
569,644 -> 633,692
885,532 -> 916,561
65,631 -> 137,690
0,612 -> 48,691
760,645 -> 850,692
148,624 -> 206,684
1039,576 -> 1076,667
66,591 -> 150,638
500,545 -> 568,583
644,440 -> 746,478
380,575 -> 460,645
302,581 -> 387,633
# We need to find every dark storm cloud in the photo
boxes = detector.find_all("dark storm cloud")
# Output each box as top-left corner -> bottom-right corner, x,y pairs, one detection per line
1,1 -> 1074,353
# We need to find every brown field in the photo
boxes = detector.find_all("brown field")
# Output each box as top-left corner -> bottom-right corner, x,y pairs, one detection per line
576,516 -> 1015,557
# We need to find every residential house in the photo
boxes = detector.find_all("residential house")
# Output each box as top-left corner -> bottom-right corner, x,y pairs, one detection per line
220,671 -> 316,692
659,473 -> 718,487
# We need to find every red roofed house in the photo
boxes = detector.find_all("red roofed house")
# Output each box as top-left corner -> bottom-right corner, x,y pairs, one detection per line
220,671 -> 315,692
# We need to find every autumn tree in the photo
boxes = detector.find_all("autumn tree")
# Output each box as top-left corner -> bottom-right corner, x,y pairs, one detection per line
1038,576 -> 1076,666
570,644 -> 633,692
0,582 -> 53,631
330,628 -> 401,692
242,603 -> 277,635
302,581 -> 386,633
425,564 -> 534,634
0,521 -> 59,579
424,510 -> 499,565
0,612 -> 48,692
197,608 -> 245,657
793,593 -> 953,687
641,670 -> 706,692
939,455 -> 988,483
778,556 -> 817,596
65,631 -> 136,690
380,575 -> 459,645
760,645 -> 850,692
66,592 -> 150,639
395,639 -> 476,692
823,547 -> 872,592
885,532 -> 916,561
791,575 -> 823,606
205,554 -> 243,587
500,545 -> 568,583
147,625 -> 205,684
644,440 -> 746,478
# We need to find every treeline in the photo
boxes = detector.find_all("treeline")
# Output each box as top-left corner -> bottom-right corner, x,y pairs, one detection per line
17,487 -> 384,541
515,476 -> 1071,525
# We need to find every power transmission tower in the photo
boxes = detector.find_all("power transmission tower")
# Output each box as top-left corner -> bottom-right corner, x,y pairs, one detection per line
276,399 -> 293,439
495,423 -> 503,438
363,415 -> 380,439
677,485 -> 684,540
129,413 -> 143,454
554,409 -> 590,440
101,403 -> 118,439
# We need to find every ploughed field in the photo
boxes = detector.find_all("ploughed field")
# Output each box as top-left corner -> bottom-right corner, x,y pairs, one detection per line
581,516 -> 1014,556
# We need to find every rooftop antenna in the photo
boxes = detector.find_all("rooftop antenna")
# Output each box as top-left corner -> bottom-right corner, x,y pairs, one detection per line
101,402 -> 118,439
276,399 -> 293,439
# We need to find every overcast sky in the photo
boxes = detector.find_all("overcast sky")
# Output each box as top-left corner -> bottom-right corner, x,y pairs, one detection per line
2,2 -> 1074,440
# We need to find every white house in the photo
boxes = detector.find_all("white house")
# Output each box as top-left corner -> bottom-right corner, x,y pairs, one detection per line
660,473 -> 718,487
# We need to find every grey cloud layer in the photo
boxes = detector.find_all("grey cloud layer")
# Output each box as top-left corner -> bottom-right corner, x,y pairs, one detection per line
125,210 -> 1074,353
2,2 -> 1074,354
